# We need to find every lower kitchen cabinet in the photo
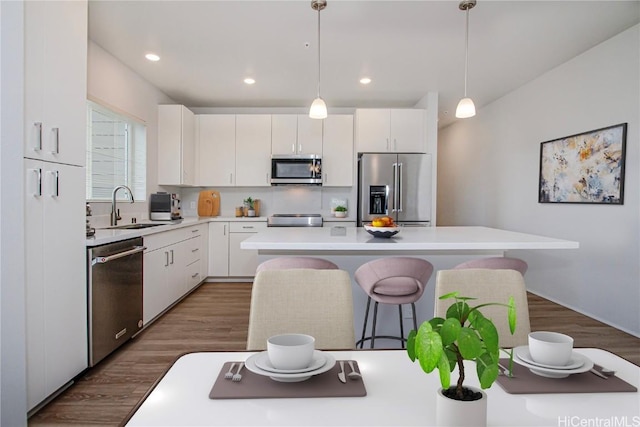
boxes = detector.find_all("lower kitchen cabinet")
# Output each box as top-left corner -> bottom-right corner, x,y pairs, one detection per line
208,222 -> 229,276
229,222 -> 267,276
24,159 -> 87,410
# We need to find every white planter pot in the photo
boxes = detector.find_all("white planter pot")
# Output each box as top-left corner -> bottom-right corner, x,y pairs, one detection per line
334,211 -> 347,218
435,386 -> 487,427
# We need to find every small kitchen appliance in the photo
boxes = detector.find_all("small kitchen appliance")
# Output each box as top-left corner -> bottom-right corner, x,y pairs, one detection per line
149,192 -> 182,221
271,155 -> 322,185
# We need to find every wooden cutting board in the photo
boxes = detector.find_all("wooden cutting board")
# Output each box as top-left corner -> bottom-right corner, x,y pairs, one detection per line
198,190 -> 220,217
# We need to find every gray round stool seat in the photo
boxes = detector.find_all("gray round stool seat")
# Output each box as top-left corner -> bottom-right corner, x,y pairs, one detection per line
354,257 -> 434,349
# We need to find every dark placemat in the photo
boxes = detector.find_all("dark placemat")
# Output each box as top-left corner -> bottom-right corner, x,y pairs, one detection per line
209,361 -> 367,399
496,359 -> 637,394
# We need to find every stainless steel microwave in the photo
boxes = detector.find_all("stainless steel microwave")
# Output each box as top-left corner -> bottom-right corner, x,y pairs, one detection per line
270,154 -> 322,185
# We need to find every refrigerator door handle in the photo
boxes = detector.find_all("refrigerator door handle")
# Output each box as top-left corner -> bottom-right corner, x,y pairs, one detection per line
392,162 -> 398,212
398,162 -> 403,212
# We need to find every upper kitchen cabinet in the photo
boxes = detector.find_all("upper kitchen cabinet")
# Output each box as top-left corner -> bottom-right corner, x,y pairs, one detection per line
322,115 -> 354,187
198,114 -> 236,186
355,109 -> 426,153
235,115 -> 272,187
24,0 -> 87,167
271,114 -> 322,155
158,105 -> 196,186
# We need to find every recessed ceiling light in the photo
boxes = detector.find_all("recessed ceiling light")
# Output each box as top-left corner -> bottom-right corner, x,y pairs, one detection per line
360,77 -> 372,85
244,78 -> 256,85
145,53 -> 160,62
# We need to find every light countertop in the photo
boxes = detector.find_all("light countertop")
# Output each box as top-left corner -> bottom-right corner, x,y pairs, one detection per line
241,226 -> 580,252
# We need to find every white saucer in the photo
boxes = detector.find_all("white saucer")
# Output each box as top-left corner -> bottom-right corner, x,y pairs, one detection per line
514,346 -> 584,370
245,351 -> 336,382
512,346 -> 593,378
254,350 -> 326,374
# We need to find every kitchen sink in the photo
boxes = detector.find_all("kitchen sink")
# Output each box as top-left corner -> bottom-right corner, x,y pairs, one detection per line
107,223 -> 166,230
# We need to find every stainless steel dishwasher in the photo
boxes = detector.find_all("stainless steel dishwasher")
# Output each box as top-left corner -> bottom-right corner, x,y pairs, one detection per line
88,237 -> 145,366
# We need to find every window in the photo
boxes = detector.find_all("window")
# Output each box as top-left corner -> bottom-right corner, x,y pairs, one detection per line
86,101 -> 146,201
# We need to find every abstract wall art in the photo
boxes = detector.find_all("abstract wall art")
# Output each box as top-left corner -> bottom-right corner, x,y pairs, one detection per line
539,123 -> 627,204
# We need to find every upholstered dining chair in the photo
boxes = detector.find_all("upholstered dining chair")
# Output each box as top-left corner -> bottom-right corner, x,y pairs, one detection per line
246,268 -> 355,351
354,257 -> 434,349
453,256 -> 528,276
255,257 -> 338,273
434,268 -> 531,348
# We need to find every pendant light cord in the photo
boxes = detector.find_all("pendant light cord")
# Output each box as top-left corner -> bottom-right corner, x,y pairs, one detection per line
463,7 -> 469,97
317,7 -> 322,98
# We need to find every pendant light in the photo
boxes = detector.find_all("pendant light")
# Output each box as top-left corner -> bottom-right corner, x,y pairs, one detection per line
455,0 -> 477,119
309,0 -> 327,119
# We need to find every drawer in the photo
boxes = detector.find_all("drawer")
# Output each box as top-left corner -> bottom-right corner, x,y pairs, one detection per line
185,259 -> 202,291
229,222 -> 267,233
184,235 -> 202,266
143,227 -> 188,252
183,224 -> 204,238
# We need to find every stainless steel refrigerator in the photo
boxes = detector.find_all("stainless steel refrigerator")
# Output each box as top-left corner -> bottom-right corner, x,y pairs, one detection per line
357,153 -> 432,226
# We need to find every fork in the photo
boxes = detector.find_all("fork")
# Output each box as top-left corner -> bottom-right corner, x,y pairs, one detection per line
232,362 -> 245,382
347,361 -> 362,379
224,362 -> 236,379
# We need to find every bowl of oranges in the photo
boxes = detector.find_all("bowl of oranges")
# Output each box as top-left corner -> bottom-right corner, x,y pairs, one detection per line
364,216 -> 400,238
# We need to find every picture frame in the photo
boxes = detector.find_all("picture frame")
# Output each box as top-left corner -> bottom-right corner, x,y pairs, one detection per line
538,123 -> 627,204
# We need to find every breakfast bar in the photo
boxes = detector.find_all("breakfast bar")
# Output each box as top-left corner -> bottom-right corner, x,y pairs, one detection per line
242,226 -> 579,345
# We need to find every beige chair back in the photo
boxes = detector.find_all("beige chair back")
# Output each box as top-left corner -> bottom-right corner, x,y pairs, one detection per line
434,269 -> 531,348
247,269 -> 356,351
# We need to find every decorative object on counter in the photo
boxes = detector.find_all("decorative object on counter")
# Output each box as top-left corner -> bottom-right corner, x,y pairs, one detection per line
407,291 -> 517,427
364,216 -> 399,238
334,205 -> 347,218
243,197 -> 259,217
455,0 -> 477,119
197,190 -> 220,217
235,206 -> 245,217
330,198 -> 347,216
539,123 -> 627,204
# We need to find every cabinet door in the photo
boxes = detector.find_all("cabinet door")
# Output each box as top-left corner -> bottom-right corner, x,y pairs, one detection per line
198,115 -> 236,186
296,115 -> 323,154
158,105 -> 183,185
355,109 -> 391,152
390,109 -> 425,153
208,222 -> 229,277
24,0 -> 87,167
143,248 -> 170,325
322,115 -> 354,187
199,224 -> 209,280
42,163 -> 87,402
235,115 -> 271,187
181,107 -> 196,185
271,115 -> 297,154
229,232 -> 259,277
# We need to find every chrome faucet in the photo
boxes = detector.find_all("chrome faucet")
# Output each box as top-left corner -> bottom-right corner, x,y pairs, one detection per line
111,185 -> 135,226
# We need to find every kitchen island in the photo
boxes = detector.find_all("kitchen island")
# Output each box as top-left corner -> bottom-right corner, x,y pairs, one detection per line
242,226 -> 579,347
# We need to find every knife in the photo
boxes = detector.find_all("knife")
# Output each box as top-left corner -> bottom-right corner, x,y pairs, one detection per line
338,361 -> 347,383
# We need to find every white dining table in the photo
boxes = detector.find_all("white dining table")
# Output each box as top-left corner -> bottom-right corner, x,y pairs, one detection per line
125,349 -> 639,427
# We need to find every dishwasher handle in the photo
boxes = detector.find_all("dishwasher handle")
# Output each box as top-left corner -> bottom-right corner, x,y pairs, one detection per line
92,245 -> 146,266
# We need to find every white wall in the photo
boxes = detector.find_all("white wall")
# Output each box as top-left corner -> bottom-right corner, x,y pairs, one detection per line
438,25 -> 640,336
87,41 -> 175,218
1,1 -> 28,425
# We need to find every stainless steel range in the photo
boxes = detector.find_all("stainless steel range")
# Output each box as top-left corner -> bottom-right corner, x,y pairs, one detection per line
267,214 -> 323,227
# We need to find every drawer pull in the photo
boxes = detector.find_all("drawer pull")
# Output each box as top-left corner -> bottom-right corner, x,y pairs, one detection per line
191,229 -> 199,233
192,248 -> 199,253
242,226 -> 254,229
115,328 -> 127,340
191,272 -> 199,278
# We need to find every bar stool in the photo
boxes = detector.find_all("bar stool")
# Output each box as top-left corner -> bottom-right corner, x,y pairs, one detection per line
354,257 -> 434,349
256,257 -> 339,273
453,257 -> 528,276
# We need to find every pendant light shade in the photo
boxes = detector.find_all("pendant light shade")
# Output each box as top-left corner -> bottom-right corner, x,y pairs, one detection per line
456,0 -> 476,119
309,0 -> 327,119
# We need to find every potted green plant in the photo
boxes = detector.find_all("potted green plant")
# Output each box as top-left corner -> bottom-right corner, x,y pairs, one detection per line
334,205 -> 348,218
243,197 -> 255,217
407,291 -> 516,427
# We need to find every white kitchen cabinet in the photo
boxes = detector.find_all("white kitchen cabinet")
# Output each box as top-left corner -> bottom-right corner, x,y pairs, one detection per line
271,115 -> 323,155
229,222 -> 267,276
322,115 -> 354,186
235,115 -> 272,187
24,0 -> 87,167
197,115 -> 236,186
158,105 -> 196,185
355,109 -> 425,153
208,222 -> 230,277
24,159 -> 87,410
143,245 -> 172,325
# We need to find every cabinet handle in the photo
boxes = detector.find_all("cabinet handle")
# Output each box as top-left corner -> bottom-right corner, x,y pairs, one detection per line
170,249 -> 174,265
386,138 -> 390,151
33,122 -> 42,151
28,168 -> 42,197
191,229 -> 199,233
51,127 -> 59,154
242,226 -> 254,229
291,143 -> 295,153
191,272 -> 199,279
165,251 -> 169,267
229,173 -> 233,184
393,138 -> 397,151
324,172 -> 328,183
47,170 -> 59,197
192,248 -> 199,253
224,224 -> 227,235
298,143 -> 302,153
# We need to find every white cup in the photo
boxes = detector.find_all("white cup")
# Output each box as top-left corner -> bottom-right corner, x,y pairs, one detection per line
528,331 -> 574,366
267,334 -> 315,370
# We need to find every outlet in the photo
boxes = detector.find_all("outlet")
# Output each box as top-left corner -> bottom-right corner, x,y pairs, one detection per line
190,201 -> 196,209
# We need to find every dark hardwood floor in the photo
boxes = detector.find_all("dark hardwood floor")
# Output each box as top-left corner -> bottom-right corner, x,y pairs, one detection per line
28,282 -> 639,426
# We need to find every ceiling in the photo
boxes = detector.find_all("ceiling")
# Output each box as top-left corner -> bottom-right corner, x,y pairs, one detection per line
88,1 -> 640,128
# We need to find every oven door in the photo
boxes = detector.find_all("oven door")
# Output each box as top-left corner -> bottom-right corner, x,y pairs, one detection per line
271,155 -> 322,185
